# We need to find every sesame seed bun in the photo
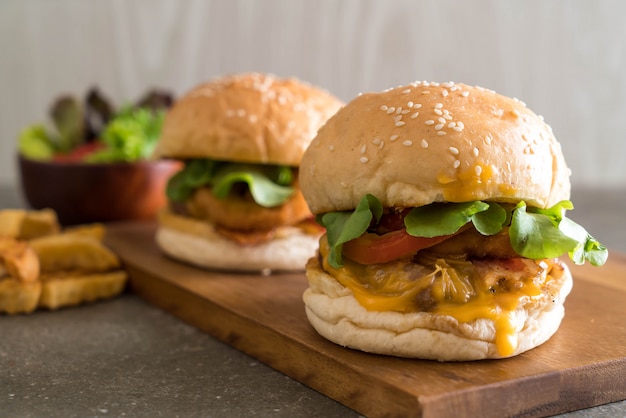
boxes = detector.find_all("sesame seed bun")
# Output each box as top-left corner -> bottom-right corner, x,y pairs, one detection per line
299,81 -> 571,215
153,72 -> 344,166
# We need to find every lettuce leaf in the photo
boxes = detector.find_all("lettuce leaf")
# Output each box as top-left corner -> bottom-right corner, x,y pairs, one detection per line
318,194 -> 607,267
166,159 -> 217,202
509,201 -> 579,259
511,201 -> 608,266
18,124 -> 55,160
404,201 -> 501,237
317,194 -> 382,268
212,165 -> 294,208
86,107 -> 165,163
165,159 -> 295,208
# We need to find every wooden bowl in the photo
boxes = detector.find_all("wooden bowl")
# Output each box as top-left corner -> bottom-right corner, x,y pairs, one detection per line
18,155 -> 182,225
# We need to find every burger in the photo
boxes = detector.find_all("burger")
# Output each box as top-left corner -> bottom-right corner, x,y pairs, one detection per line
153,73 -> 343,272
299,81 -> 607,360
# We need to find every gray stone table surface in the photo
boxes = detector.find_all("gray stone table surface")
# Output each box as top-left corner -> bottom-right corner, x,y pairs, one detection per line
1,184 -> 625,418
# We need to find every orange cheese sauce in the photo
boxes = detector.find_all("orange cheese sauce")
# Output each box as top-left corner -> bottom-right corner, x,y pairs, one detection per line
438,163 -> 520,204
319,238 -> 548,357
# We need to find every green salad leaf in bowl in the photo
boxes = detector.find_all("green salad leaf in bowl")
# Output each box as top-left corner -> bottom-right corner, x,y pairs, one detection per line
18,87 -> 173,163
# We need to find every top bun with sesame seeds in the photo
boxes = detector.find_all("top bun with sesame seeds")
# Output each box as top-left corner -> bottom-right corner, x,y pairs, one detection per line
299,81 -> 570,215
153,72 -> 343,166
152,73 -> 343,273
295,81 -> 609,361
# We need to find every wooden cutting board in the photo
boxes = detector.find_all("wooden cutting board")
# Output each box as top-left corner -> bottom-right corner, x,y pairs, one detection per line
104,221 -> 626,418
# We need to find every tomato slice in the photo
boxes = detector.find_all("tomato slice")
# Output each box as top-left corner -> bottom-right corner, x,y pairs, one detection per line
342,229 -> 455,265
53,141 -> 105,162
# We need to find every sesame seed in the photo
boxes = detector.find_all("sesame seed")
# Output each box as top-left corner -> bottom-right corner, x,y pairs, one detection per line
390,135 -> 399,141
329,145 -> 335,151
413,103 -> 422,109
485,135 -> 492,145
425,120 -> 435,125
438,117 -> 446,124
442,90 -> 449,97
394,115 -> 403,122
434,109 -> 443,116
402,89 -> 411,94
407,101 -> 414,107
453,160 -> 461,168
372,138 -> 382,145
395,121 -> 406,127
402,140 -> 413,146
422,91 -> 431,95
411,112 -> 420,119
438,131 -> 447,136
421,139 -> 429,148
461,91 -> 470,97
449,146 -> 459,155
360,144 -> 367,153
387,107 -> 395,114
473,147 -> 479,156
401,109 -> 410,115
360,156 -> 369,163
453,126 -> 464,132
448,122 -> 456,128
380,105 -> 389,111
475,165 -> 483,175
396,107 -> 403,114
435,124 -> 444,130
457,121 -> 465,129
435,103 -> 443,109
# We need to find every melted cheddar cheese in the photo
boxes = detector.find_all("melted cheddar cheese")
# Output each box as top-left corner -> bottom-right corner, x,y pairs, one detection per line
438,162 -> 521,204
319,237 -> 553,357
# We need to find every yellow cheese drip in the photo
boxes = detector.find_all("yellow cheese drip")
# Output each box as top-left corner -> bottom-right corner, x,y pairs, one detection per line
320,238 -> 546,357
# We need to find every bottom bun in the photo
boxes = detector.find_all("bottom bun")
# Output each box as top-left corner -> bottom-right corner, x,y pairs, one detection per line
156,209 -> 320,273
303,256 -> 573,361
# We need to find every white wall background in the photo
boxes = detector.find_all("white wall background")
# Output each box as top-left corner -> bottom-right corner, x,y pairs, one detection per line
2,0 -> 625,188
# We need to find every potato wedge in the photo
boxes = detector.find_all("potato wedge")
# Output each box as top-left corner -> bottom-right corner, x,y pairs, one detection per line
62,223 -> 106,241
0,237 -> 40,282
38,270 -> 128,310
30,234 -> 120,273
0,278 -> 42,314
0,209 -> 60,239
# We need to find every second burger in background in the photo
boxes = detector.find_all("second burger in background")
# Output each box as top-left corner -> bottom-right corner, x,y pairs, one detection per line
153,73 -> 343,272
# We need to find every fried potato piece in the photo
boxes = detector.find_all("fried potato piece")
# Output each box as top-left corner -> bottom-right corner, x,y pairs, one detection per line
38,270 -> 128,310
0,213 -> 129,314
0,278 -> 42,314
0,237 -> 40,282
0,209 -> 60,240
29,234 -> 120,273
62,223 -> 106,241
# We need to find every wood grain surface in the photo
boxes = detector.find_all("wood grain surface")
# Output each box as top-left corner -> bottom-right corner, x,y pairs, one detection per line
104,221 -> 626,418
